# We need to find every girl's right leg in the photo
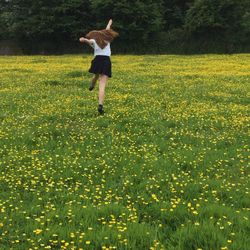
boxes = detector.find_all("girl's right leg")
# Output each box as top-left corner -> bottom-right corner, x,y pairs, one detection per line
89,74 -> 99,91
98,74 -> 108,114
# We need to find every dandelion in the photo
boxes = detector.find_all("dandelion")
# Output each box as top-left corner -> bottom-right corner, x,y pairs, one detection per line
33,229 -> 42,235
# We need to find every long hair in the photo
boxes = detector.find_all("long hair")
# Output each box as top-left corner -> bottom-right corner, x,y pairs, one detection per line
86,29 -> 119,49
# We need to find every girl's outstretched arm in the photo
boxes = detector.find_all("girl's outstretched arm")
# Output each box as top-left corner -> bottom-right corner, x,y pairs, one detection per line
79,37 -> 94,47
106,19 -> 112,30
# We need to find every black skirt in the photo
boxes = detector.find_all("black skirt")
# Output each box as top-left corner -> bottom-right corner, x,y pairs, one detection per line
89,55 -> 112,78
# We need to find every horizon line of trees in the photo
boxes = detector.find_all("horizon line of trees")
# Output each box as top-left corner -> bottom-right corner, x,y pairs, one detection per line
0,0 -> 250,54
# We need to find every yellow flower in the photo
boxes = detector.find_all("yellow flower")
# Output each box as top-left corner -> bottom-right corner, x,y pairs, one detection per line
151,194 -> 159,202
33,229 -> 42,235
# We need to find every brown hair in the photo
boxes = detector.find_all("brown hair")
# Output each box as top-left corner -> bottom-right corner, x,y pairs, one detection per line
86,29 -> 119,49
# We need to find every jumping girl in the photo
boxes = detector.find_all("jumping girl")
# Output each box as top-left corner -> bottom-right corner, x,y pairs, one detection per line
79,19 -> 119,114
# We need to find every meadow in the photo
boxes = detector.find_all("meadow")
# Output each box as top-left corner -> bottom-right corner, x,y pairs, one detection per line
0,54 -> 249,250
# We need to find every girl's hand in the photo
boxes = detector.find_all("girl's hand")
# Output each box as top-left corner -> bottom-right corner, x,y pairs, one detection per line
79,37 -> 94,47
106,19 -> 113,30
79,37 -> 86,43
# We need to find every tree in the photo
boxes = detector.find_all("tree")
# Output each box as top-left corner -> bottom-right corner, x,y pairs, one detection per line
0,0 -> 249,53
89,0 -> 164,44
3,0 -> 91,41
0,0 -> 12,39
185,0 -> 249,39
163,0 -> 194,30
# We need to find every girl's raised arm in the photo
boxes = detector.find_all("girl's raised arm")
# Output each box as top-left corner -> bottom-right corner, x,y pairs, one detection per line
106,19 -> 113,30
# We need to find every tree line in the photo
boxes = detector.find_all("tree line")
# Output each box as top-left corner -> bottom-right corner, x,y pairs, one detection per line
0,0 -> 250,54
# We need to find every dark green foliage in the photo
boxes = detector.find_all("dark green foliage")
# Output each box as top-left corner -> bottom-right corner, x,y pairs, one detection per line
0,0 -> 11,39
90,0 -> 164,43
0,0 -> 250,53
1,0 -> 91,41
185,0 -> 250,50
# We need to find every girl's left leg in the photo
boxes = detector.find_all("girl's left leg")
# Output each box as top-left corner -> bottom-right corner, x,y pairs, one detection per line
98,74 -> 108,114
89,74 -> 99,91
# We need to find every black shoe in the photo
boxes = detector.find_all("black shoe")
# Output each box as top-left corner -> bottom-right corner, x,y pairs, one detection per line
89,82 -> 96,91
98,104 -> 104,115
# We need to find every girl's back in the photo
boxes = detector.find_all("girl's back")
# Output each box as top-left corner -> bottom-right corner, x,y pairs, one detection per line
90,40 -> 111,57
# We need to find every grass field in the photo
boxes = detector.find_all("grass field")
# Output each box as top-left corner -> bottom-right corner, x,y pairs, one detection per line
0,54 -> 249,250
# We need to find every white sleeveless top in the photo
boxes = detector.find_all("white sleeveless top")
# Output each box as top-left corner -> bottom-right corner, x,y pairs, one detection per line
90,39 -> 111,57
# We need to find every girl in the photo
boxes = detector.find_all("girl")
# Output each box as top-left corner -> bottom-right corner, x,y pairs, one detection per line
79,19 -> 119,115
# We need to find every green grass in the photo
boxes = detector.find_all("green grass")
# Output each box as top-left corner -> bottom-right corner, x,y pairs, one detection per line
0,54 -> 249,250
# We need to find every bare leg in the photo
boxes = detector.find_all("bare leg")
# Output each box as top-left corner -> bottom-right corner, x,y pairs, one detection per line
98,74 -> 108,114
89,74 -> 99,91
98,74 -> 108,105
